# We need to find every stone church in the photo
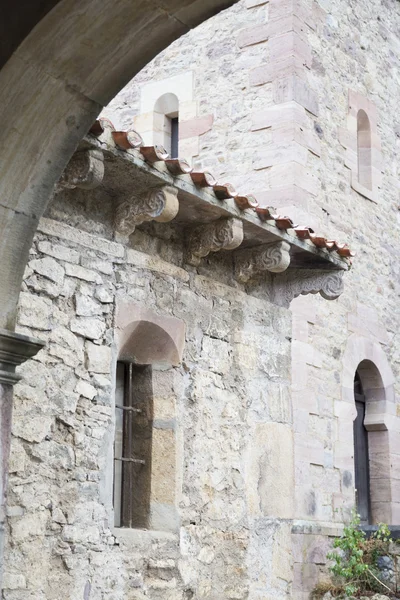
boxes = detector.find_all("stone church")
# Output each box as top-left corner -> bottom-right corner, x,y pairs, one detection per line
0,0 -> 399,599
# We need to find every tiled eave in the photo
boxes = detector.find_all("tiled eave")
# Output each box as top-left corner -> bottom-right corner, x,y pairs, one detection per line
82,134 -> 349,273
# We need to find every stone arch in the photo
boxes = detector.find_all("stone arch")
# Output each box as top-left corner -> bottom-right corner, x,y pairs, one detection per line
0,0 -> 237,331
341,334 -> 398,524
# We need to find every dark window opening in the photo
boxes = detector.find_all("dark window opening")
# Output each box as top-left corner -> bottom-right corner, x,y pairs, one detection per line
171,117 -> 179,159
114,362 -> 153,528
354,371 -> 371,525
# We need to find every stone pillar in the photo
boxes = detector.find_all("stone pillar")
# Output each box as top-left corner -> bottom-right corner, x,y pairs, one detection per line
0,329 -> 44,588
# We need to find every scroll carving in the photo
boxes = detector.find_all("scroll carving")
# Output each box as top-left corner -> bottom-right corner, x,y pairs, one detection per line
187,218 -> 244,266
272,269 -> 345,307
115,185 -> 179,236
235,241 -> 291,283
59,149 -> 104,190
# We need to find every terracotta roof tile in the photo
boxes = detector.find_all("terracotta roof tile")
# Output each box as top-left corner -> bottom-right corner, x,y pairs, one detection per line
88,119 -> 354,261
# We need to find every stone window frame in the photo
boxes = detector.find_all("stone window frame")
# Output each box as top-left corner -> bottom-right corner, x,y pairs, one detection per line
341,334 -> 398,525
109,300 -> 186,535
339,90 -> 382,203
133,71 -> 196,161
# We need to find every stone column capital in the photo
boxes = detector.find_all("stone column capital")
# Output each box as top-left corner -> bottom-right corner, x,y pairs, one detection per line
0,329 -> 45,385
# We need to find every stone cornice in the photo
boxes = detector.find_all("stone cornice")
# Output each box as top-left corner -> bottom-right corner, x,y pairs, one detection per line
81,135 -> 348,273
0,329 -> 45,385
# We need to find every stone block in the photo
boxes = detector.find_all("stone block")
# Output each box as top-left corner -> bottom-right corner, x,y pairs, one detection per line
65,263 -> 102,283
273,75 -> 319,116
179,114 -> 214,140
37,241 -> 80,264
29,257 -> 65,285
247,423 -> 294,518
38,218 -> 125,258
75,380 -> 97,400
250,56 -> 305,86
269,162 -> 319,195
86,342 -> 112,374
253,141 -> 309,169
151,428 -> 176,505
70,317 -> 106,340
252,100 -> 308,131
18,292 -> 52,331
237,24 -> 269,48
269,32 -> 312,67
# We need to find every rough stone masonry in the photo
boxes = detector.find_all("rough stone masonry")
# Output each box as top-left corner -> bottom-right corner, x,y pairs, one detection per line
2,0 -> 400,599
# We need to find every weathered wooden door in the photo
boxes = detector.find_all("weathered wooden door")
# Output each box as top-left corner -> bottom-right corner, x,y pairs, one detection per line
353,374 -> 371,524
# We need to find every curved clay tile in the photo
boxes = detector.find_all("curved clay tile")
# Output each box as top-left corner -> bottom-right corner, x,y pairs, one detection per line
164,158 -> 193,176
235,194 -> 259,210
190,171 -> 218,187
89,118 -> 115,136
309,233 -> 327,248
140,145 -> 170,163
213,183 -> 238,199
112,130 -> 143,150
294,226 -> 314,240
255,206 -> 276,221
274,216 -> 297,230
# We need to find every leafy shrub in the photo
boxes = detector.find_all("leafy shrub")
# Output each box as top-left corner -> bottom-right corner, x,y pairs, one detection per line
326,510 -> 392,596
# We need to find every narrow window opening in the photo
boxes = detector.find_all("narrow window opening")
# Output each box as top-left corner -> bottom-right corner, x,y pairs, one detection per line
353,371 -> 371,525
170,116 -> 179,159
357,109 -> 372,190
113,362 -> 153,528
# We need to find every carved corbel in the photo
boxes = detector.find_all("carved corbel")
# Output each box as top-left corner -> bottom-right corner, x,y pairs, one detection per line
58,149 -> 104,190
115,185 -> 179,236
235,241 -> 291,283
186,218 -> 244,266
272,269 -> 345,308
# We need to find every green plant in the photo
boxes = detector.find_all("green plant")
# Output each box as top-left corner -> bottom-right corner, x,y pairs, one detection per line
326,510 -> 393,596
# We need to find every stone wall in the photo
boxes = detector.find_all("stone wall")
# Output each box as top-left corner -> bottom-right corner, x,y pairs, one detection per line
3,178 -> 294,599
102,0 -> 400,597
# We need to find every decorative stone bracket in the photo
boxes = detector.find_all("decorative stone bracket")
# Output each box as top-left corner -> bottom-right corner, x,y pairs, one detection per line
235,241 -> 291,283
115,185 -> 179,236
186,218 -> 244,266
58,149 -> 104,190
0,329 -> 45,385
271,269 -> 344,308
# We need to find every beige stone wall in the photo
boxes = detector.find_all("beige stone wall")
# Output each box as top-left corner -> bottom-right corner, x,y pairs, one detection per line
4,178 -> 294,599
102,0 -> 400,596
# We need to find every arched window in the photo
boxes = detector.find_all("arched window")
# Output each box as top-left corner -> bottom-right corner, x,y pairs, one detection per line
357,109 -> 372,191
112,304 -> 185,532
154,93 -> 179,158
353,370 -> 371,524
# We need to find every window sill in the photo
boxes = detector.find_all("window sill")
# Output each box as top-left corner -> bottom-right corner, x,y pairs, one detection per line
112,526 -> 179,548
